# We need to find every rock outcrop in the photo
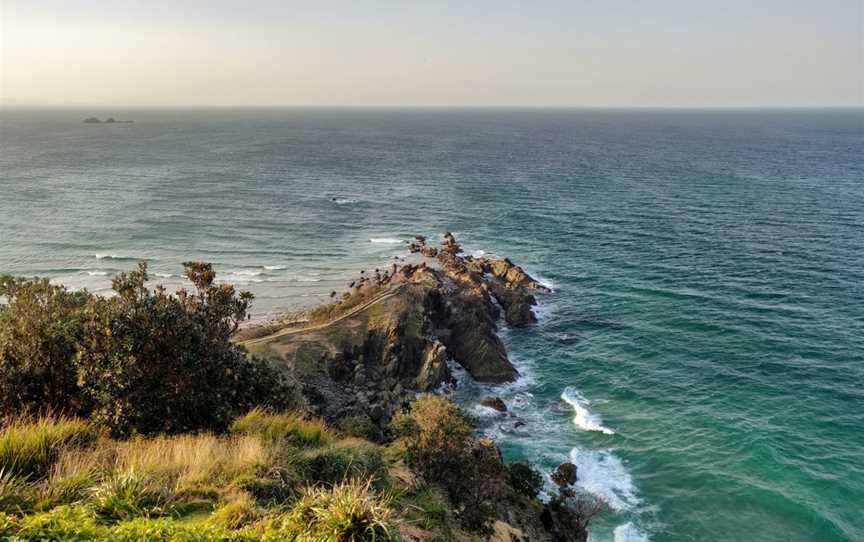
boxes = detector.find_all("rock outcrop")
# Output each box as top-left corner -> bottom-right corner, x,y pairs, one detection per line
481,396 -> 508,412
242,233 -> 549,430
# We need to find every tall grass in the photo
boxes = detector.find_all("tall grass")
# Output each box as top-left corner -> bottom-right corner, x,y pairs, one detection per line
274,479 -> 396,541
0,416 -> 98,479
231,409 -> 333,448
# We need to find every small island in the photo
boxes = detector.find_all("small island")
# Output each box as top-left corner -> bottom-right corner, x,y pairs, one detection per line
83,117 -> 134,124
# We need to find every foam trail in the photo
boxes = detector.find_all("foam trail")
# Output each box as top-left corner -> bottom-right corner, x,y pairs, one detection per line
264,265 -> 286,270
562,387 -> 616,435
570,448 -> 640,512
369,238 -> 405,244
85,271 -> 109,276
613,523 -> 651,542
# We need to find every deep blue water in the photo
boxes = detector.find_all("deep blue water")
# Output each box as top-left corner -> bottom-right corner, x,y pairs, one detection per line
1,108 -> 862,541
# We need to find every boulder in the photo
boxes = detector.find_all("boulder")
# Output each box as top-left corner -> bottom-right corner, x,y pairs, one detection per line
551,462 -> 578,487
481,396 -> 508,412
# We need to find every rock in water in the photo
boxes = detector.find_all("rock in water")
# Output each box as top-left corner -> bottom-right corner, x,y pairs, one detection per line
551,462 -> 578,486
481,396 -> 508,412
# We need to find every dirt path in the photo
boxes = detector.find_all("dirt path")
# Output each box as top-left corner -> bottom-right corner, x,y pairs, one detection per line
241,285 -> 403,347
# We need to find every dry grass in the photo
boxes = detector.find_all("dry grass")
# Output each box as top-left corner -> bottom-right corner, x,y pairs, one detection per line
50,433 -> 267,493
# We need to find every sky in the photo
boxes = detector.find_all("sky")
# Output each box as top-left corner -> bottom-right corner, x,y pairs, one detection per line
0,0 -> 861,108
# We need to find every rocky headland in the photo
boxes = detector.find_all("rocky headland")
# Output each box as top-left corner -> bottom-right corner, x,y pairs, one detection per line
238,233 -> 550,430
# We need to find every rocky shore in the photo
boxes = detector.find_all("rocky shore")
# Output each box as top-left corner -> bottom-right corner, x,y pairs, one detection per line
235,234 -> 598,541
240,233 -> 550,429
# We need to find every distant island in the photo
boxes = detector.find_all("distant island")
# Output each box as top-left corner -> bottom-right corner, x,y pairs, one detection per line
83,117 -> 133,124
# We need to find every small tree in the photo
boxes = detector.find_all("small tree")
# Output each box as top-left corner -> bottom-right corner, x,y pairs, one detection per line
541,467 -> 610,542
506,461 -> 543,499
392,395 -> 505,532
0,262 -> 295,436
0,277 -> 91,414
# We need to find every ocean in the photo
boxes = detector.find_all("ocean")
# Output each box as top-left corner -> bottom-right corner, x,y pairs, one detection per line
1,108 -> 862,541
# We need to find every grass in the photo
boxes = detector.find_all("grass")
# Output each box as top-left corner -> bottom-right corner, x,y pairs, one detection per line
231,408 -> 333,448
270,479 -> 395,541
0,411 -> 407,541
0,416 -> 98,479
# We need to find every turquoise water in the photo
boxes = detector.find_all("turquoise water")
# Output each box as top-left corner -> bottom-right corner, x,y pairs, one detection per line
1,109 -> 862,541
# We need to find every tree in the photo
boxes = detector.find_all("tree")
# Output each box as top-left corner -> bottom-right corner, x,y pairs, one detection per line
0,276 -> 91,414
392,395 -> 505,532
0,262 -> 295,436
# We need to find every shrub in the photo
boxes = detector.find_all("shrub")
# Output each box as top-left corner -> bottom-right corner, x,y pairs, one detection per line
392,395 -> 505,532
0,277 -> 91,415
268,479 -> 396,541
0,416 -> 98,480
339,415 -> 383,443
88,469 -> 177,521
231,409 -> 333,448
391,395 -> 474,483
293,438 -> 386,487
0,263 -> 297,436
211,492 -> 263,530
506,461 -> 544,499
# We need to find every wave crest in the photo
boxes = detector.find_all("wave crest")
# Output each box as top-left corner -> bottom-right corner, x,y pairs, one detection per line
561,387 -> 615,435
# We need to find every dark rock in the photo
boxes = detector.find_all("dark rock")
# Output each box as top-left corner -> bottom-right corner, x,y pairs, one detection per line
481,396 -> 508,412
551,462 -> 578,487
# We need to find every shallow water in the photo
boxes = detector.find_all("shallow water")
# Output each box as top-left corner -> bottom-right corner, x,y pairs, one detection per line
1,108 -> 862,541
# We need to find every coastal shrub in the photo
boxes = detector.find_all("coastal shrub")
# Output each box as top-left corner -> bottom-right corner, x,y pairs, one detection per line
0,277 -> 91,416
0,263 -> 296,436
339,415 -> 383,443
0,416 -> 98,480
393,395 -> 505,532
506,461 -> 544,499
391,395 -> 474,483
268,479 -> 396,541
293,438 -> 386,487
231,409 -> 333,448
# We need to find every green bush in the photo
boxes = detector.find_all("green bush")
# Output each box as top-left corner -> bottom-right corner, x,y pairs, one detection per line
0,416 -> 98,480
293,438 -> 386,487
0,277 -> 91,416
392,395 -> 474,484
0,263 -> 296,437
392,395 -> 505,532
339,415 -> 383,442
506,461 -> 544,499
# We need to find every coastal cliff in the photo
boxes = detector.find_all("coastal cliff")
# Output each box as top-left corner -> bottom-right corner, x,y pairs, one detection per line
239,233 -> 550,428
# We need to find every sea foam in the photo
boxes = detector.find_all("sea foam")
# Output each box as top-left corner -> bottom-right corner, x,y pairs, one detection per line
561,387 -> 615,435
570,447 -> 640,512
369,238 -> 404,244
613,522 -> 651,542
263,265 -> 286,270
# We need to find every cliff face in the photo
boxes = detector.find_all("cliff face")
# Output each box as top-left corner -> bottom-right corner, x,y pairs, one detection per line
242,234 -> 549,428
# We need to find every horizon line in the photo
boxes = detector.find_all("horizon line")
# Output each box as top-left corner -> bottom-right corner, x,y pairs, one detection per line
2,103 -> 862,111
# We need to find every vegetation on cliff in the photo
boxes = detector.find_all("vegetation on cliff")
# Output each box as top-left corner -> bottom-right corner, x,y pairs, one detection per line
0,234 -> 605,540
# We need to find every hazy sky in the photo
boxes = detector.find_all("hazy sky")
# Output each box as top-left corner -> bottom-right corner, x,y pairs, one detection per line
1,0 -> 861,107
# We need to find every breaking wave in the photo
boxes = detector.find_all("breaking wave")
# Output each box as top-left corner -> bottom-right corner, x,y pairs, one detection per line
561,387 -> 616,435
